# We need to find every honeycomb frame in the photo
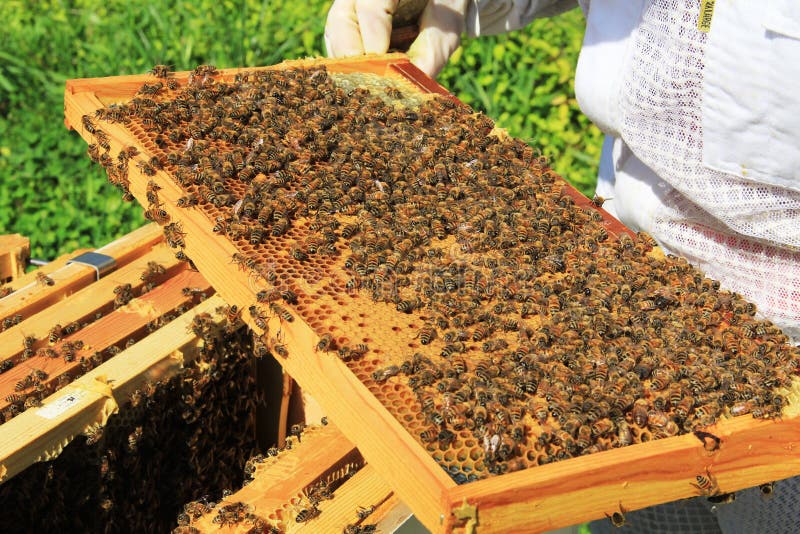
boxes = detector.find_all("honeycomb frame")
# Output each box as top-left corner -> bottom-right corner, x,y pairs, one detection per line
64,54 -> 800,533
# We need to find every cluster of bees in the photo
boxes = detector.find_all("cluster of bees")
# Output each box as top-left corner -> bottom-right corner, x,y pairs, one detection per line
0,319 -> 259,532
86,63 -> 800,483
0,261 -> 188,424
174,422 -> 365,533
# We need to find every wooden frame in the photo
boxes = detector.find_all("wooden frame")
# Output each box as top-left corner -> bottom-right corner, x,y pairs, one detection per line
63,55 -> 800,533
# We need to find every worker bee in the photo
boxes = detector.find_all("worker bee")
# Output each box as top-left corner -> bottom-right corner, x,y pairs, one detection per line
606,503 -> 627,528
141,260 -> 167,282
273,343 -> 289,358
144,205 -> 170,224
0,359 -> 14,373
270,303 -> 294,322
48,324 -> 64,344
149,64 -> 171,78
176,193 -> 199,208
295,505 -> 321,523
35,271 -> 55,286
219,304 -> 243,330
84,423 -> 105,446
136,159 -> 157,176
396,297 -> 423,314
127,426 -> 143,453
689,468 -> 721,497
138,82 -> 164,95
316,333 -> 335,352
371,365 -> 400,383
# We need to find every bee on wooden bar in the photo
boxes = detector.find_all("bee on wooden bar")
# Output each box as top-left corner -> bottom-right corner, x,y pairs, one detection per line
606,503 -> 628,528
22,333 -> 36,350
149,64 -> 171,78
290,422 -> 306,441
270,302 -> 294,322
248,305 -> 269,332
145,179 -> 161,205
176,192 -> 199,208
138,82 -> 164,95
61,340 -> 83,362
35,271 -> 55,286
144,204 -> 170,225
2,313 -> 23,330
218,304 -> 243,331
81,114 -> 97,134
691,468 -> 720,497
141,260 -> 167,281
356,505 -> 376,520
295,505 -> 321,523
36,347 -> 59,359
136,159 -> 157,176
316,333 -> 335,352
94,129 -> 110,150
48,323 -> 64,344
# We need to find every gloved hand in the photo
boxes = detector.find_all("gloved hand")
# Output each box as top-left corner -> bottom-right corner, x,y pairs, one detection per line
324,0 -> 469,78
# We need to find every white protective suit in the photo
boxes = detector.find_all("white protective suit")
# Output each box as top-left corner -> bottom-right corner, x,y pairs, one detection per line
465,1 -> 800,532
466,0 -> 800,343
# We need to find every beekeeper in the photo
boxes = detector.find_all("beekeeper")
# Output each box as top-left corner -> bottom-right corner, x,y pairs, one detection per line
325,1 -> 800,532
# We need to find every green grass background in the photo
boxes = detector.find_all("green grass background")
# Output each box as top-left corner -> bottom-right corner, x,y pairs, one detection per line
0,0 -> 602,260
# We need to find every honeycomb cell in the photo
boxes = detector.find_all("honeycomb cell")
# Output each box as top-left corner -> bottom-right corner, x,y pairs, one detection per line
469,447 -> 482,462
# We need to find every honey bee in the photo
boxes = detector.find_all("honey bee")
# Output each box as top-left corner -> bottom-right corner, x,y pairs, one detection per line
270,303 -> 294,322
372,365 -> 400,383
219,304 -> 243,329
606,502 -> 627,528
144,205 -> 170,225
396,297 -> 423,314
691,468 -> 720,497
149,64 -> 171,78
273,343 -> 289,358
138,82 -> 164,95
176,193 -> 199,208
136,159 -> 157,176
295,505 -> 321,523
35,271 -> 55,286
141,260 -> 167,282
760,482 -> 775,499
48,324 -> 64,344
316,333 -> 335,352
127,426 -> 143,452
0,359 -> 14,373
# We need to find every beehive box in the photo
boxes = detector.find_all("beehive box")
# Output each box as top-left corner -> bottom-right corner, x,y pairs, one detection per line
64,54 -> 800,533
0,226 -> 267,530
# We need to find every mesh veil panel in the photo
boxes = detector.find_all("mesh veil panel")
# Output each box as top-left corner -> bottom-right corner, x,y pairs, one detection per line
614,0 -> 800,339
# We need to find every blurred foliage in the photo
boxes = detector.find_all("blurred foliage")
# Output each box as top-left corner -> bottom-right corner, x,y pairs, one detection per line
0,0 -> 600,259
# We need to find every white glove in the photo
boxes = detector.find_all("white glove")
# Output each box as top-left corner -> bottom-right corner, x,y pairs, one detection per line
324,0 -> 469,78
